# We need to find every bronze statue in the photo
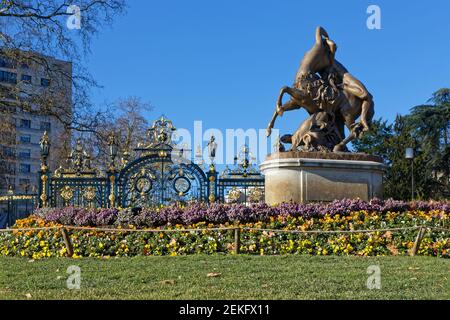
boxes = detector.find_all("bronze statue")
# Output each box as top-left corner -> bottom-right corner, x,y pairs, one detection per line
281,111 -> 342,152
207,135 -> 217,163
267,26 -> 374,152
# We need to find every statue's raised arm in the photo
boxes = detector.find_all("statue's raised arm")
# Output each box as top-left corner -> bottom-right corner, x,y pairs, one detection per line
315,26 -> 329,43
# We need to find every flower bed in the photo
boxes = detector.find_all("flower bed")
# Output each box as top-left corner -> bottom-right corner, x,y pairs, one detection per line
0,199 -> 448,259
34,198 -> 449,228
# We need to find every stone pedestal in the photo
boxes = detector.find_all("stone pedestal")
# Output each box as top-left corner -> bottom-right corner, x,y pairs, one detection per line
260,151 -> 386,204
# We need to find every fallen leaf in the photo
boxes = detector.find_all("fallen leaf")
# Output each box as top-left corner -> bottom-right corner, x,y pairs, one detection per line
408,267 -> 420,271
25,293 -> 32,299
207,272 -> 222,278
160,279 -> 176,285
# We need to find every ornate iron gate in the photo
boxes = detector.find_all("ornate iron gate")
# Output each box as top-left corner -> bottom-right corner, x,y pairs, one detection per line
116,117 -> 209,207
0,116 -> 266,219
0,188 -> 37,228
118,154 -> 208,207
218,145 -> 265,203
40,116 -> 212,208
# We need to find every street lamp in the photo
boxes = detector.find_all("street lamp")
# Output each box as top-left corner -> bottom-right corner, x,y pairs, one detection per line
405,147 -> 414,201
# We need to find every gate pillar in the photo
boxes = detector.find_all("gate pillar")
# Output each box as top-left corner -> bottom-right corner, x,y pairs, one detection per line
207,164 -> 218,203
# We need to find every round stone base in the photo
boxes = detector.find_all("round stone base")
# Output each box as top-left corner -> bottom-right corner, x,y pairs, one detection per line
260,152 -> 386,204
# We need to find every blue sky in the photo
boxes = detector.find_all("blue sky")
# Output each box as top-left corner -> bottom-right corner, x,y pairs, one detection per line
85,0 -> 449,158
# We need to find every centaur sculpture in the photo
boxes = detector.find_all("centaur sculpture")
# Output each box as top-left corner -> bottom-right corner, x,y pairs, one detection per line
267,26 -> 374,152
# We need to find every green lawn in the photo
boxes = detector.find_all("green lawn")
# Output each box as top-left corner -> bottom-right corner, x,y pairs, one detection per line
0,255 -> 448,300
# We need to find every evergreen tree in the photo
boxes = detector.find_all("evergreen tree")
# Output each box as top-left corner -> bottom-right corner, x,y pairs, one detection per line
353,88 -> 449,200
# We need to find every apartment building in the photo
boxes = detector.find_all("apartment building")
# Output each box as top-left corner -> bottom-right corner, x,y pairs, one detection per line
0,51 -> 72,195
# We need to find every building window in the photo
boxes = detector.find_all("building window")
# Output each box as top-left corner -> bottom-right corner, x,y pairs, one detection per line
40,121 -> 51,131
20,119 -> 31,128
7,164 -> 16,175
1,104 -> 16,114
0,70 -> 17,84
40,78 -> 50,87
2,146 -> 15,158
19,135 -> 31,144
19,164 -> 31,173
0,57 -> 15,68
21,74 -> 32,83
18,149 -> 31,160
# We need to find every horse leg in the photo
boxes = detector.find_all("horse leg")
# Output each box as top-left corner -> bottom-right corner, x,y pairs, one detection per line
360,95 -> 374,132
333,131 -> 356,152
266,110 -> 279,137
267,92 -> 302,137
333,117 -> 360,152
267,99 -> 301,136
335,114 -> 346,141
267,86 -> 290,137
276,86 -> 305,114
342,73 -> 374,132
276,86 -> 290,115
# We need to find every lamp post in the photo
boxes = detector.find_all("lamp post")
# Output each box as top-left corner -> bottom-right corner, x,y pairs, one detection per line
405,147 -> 414,201
6,185 -> 14,227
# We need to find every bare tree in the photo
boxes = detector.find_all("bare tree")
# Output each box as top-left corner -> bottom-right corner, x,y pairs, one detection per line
0,0 -> 126,130
76,96 -> 153,172
0,1 -> 126,190
0,113 -> 16,188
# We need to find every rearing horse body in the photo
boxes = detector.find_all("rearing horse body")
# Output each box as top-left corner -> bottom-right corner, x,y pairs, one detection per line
267,26 -> 374,152
267,79 -> 369,152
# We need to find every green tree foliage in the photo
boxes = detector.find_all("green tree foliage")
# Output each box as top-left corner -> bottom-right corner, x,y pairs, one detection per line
352,119 -> 393,164
353,89 -> 450,200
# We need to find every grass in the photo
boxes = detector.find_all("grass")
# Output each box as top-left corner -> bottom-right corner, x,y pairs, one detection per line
0,255 -> 448,300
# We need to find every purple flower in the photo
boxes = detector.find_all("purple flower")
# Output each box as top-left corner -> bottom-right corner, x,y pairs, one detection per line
73,208 -> 97,226
34,198 -> 449,228
95,208 -> 118,226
